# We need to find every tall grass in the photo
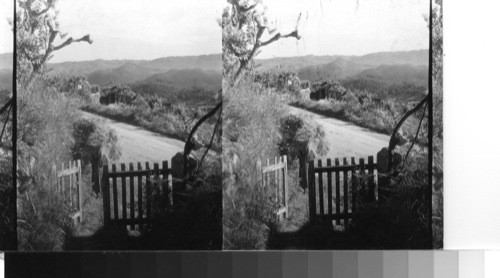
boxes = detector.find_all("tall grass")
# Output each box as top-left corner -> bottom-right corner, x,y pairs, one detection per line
17,78 -> 78,250
223,81 -> 286,249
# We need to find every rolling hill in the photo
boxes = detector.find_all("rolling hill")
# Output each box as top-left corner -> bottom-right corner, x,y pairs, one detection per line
143,69 -> 222,92
257,49 -> 429,87
0,53 -> 13,70
0,54 -> 13,94
353,64 -> 428,87
48,54 -> 222,77
48,54 -> 223,95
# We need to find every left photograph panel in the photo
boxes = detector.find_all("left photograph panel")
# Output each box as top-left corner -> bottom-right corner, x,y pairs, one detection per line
16,0 -> 223,250
0,0 -> 14,251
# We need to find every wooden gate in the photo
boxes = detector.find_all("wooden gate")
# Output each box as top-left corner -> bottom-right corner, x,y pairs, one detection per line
54,160 -> 83,225
101,160 -> 173,230
308,156 -> 377,225
259,155 -> 288,220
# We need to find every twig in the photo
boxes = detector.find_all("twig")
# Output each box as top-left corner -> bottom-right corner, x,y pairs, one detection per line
197,106 -> 222,172
403,101 -> 428,164
388,94 -> 430,171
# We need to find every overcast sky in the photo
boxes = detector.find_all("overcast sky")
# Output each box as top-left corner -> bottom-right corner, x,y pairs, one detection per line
50,0 -> 223,62
259,0 -> 430,58
0,0 -> 13,54
1,0 -> 429,61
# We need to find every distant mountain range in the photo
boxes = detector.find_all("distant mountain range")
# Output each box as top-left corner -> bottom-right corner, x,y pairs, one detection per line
41,50 -> 429,101
0,53 -> 13,95
48,54 -> 223,92
257,49 -> 429,87
0,53 -> 13,70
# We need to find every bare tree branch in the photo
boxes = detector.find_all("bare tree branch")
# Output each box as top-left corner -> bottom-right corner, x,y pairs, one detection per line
197,107 -> 223,172
388,94 -> 430,171
183,98 -> 223,177
403,101 -> 428,164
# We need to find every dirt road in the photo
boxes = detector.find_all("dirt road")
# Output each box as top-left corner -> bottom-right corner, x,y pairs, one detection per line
80,111 -> 184,164
287,106 -> 390,159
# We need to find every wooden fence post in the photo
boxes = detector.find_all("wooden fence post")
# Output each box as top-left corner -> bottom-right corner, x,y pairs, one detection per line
308,161 -> 316,222
102,165 -> 110,226
326,159 -> 333,218
317,159 -> 324,218
129,162 -> 135,227
368,156 -> 375,203
283,155 -> 288,218
162,160 -> 171,211
351,157 -> 357,213
334,158 -> 340,225
70,161 -> 75,207
359,158 -> 365,198
111,164 -> 118,220
137,162 -> 144,230
145,162 -> 151,222
77,160 -> 83,222
343,157 -> 349,224
274,157 -> 279,204
121,163 -> 127,220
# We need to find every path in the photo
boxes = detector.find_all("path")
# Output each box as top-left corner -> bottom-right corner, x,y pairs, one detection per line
287,106 -> 390,159
80,111 -> 185,164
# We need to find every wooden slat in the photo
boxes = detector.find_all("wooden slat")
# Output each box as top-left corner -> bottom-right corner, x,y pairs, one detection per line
154,162 -> 160,216
146,162 -> 151,221
57,167 -> 79,178
359,158 -> 365,196
61,162 -> 65,196
314,164 -> 375,173
106,169 -> 156,178
275,157 -> 279,203
343,158 -> 349,222
283,156 -> 288,218
121,163 -> 127,219
335,158 -> 340,225
308,161 -> 316,222
69,161 -> 73,207
112,164 -> 118,220
162,160 -> 170,211
137,163 -> 144,227
317,159 -> 324,217
262,160 -> 283,173
351,157 -> 357,213
102,165 -> 111,225
326,159 -> 333,217
77,160 -> 83,221
368,156 -> 375,203
129,163 -> 135,226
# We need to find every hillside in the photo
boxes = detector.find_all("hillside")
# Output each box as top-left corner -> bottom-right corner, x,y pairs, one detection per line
48,54 -> 222,77
257,50 -> 429,98
256,49 -> 428,72
143,69 -> 222,92
297,58 -> 371,82
48,54 -> 222,95
0,69 -> 13,94
0,53 -> 13,70
353,64 -> 428,87
87,62 -> 155,86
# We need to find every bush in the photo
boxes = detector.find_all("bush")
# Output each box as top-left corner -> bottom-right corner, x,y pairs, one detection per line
223,80 -> 287,249
17,78 -> 80,250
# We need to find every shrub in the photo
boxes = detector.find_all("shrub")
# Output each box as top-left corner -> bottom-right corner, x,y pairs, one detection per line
223,80 -> 287,249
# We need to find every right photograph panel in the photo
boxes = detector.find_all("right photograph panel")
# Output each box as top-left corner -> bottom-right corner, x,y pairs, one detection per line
222,0 -> 441,249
